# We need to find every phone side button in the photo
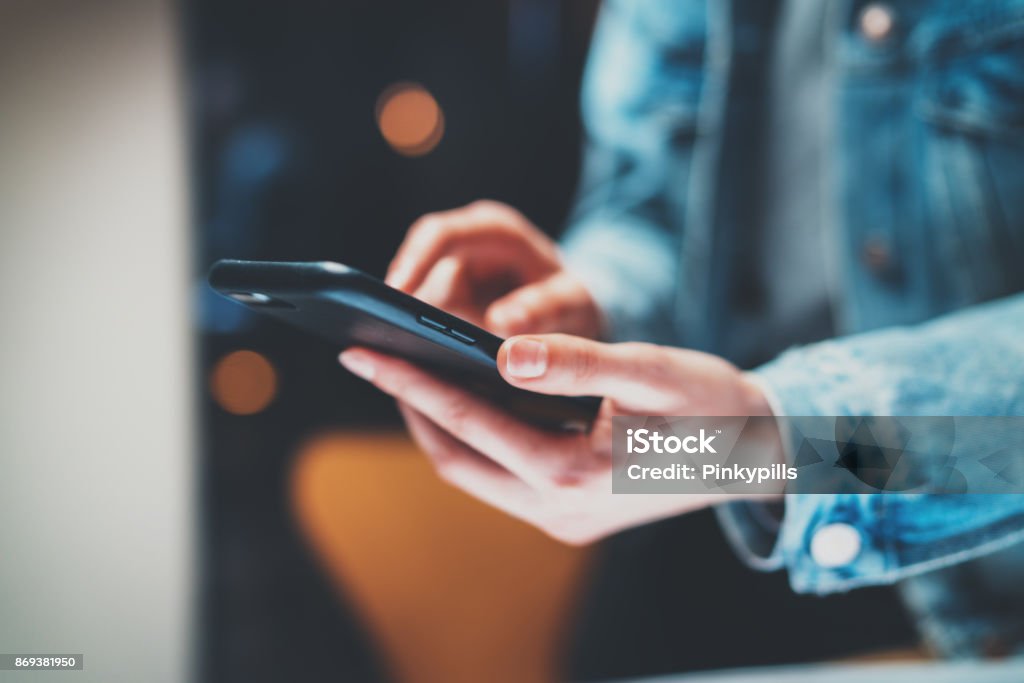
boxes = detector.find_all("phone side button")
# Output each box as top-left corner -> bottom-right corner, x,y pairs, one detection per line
448,329 -> 476,344
417,315 -> 448,332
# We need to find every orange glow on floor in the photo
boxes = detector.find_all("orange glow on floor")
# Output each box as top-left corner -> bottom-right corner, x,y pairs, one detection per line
291,431 -> 592,683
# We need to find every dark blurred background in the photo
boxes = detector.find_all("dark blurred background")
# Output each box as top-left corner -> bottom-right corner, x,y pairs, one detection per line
186,1 -> 916,681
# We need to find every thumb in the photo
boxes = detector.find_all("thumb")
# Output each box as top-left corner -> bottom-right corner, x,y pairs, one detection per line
497,334 -> 683,412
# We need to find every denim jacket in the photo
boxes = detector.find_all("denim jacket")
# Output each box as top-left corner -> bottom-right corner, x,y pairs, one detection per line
561,0 -> 1024,657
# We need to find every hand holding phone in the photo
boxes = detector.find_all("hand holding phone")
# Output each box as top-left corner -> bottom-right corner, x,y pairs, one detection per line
338,330 -> 777,545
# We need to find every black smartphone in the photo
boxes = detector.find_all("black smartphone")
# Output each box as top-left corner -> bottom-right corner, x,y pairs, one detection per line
208,259 -> 601,431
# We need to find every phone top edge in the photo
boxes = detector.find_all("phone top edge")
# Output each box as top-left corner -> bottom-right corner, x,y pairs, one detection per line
209,258 -> 356,278
317,261 -> 353,274
206,259 -> 506,349
208,259 -> 363,293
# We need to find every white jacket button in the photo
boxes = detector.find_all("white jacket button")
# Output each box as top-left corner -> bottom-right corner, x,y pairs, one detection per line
859,3 -> 896,43
811,523 -> 862,568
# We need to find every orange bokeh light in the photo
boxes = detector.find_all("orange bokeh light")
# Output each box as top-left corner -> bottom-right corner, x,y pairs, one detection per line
209,350 -> 277,415
375,82 -> 444,156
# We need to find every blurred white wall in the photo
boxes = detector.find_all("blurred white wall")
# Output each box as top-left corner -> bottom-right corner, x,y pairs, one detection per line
0,1 -> 193,681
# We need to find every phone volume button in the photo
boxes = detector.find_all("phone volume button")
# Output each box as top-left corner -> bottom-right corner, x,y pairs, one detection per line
417,315 -> 448,332
448,329 -> 476,344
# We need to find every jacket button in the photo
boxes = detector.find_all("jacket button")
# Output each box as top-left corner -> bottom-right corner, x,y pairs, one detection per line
861,238 -> 892,274
859,3 -> 896,42
810,523 -> 862,568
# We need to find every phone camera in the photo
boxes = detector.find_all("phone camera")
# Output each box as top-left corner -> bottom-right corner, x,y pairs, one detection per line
229,292 -> 272,304
227,292 -> 296,309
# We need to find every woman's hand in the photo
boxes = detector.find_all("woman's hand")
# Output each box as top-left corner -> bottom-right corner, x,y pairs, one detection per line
340,334 -> 779,545
386,200 -> 603,339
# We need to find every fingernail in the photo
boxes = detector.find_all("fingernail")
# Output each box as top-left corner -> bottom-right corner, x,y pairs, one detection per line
339,350 -> 376,381
506,338 -> 547,378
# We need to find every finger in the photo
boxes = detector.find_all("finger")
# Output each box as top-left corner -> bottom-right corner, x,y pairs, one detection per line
340,348 -> 578,489
398,404 -> 539,518
497,334 -> 686,412
399,402 -> 503,477
485,271 -> 598,337
410,255 -> 502,328
386,202 -> 557,293
411,255 -> 467,308
485,273 -> 562,336
387,202 -> 517,289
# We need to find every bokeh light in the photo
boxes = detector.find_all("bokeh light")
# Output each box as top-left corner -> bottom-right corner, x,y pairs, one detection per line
210,350 -> 278,415
375,82 -> 444,156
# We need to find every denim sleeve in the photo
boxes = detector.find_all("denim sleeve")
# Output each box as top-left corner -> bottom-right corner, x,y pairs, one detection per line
560,0 -> 704,343
718,293 -> 1024,594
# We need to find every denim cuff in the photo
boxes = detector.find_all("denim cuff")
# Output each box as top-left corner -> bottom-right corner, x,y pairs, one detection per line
720,493 -> 897,595
734,343 -> 1024,595
715,501 -> 786,573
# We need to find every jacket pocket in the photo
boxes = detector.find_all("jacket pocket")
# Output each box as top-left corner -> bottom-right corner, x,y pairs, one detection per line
916,28 -> 1024,303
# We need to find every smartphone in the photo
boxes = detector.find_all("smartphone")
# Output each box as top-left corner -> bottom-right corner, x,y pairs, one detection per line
208,259 -> 601,431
